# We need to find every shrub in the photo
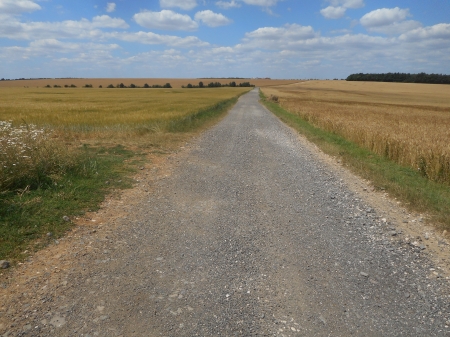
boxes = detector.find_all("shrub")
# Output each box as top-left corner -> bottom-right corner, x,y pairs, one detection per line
187,83 -> 193,88
45,84 -> 51,88
70,84 -> 77,88
99,85 -> 103,88
130,83 -> 136,88
143,83 -> 150,88
83,84 -> 93,88
107,84 -> 114,88
269,94 -> 279,103
163,83 -> 172,88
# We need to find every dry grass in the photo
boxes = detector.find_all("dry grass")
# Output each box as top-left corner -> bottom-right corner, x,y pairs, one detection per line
262,81 -> 450,185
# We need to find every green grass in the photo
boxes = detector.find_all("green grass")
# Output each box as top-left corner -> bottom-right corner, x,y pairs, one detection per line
0,145 -> 139,262
260,91 -> 450,229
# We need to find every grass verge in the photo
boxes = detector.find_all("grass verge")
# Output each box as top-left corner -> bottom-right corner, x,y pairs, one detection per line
0,145 -> 138,262
260,90 -> 450,229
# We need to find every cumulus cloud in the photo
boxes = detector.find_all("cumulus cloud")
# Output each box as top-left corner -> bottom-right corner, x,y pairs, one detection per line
320,0 -> 364,19
133,10 -> 198,31
109,31 -> 209,48
92,15 -> 128,28
0,0 -> 41,15
216,1 -> 241,9
399,23 -> 450,42
195,10 -> 232,27
360,7 -> 410,28
360,7 -> 422,35
0,15 -> 129,40
243,24 -> 318,50
321,6 -> 346,19
160,0 -> 198,10
106,3 -> 116,13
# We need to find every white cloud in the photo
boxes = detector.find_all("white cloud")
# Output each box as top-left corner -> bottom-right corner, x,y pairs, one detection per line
133,10 -> 198,31
195,10 -> 232,27
160,0 -> 198,10
321,6 -> 346,19
0,0 -> 41,15
321,0 -> 364,19
369,20 -> 422,35
0,15 -> 129,40
216,1 -> 241,9
243,24 -> 318,50
106,3 -> 116,13
360,7 -> 410,28
360,8 -> 423,35
92,15 -> 128,28
399,23 -> 450,42
108,31 -> 209,48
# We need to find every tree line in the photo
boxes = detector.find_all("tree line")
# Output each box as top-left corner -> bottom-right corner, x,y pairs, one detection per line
346,72 -> 450,84
182,81 -> 255,88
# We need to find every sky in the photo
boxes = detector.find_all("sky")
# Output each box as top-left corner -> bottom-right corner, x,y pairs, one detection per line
0,0 -> 449,79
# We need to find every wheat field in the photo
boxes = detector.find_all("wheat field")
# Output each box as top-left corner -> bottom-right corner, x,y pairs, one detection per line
262,81 -> 450,185
0,86 -> 254,143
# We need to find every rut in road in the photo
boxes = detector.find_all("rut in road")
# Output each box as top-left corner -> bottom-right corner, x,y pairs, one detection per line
3,89 -> 449,336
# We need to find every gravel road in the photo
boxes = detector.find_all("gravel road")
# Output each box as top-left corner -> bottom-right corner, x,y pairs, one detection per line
1,88 -> 450,336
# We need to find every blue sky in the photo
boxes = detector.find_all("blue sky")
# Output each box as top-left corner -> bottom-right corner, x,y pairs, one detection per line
0,0 -> 449,79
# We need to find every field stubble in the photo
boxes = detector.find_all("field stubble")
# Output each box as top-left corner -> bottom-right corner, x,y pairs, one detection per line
262,81 -> 450,185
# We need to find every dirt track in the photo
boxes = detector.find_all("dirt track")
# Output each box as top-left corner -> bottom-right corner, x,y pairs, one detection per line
1,89 -> 450,336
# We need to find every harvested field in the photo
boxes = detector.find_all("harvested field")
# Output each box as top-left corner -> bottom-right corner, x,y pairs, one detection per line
261,81 -> 450,185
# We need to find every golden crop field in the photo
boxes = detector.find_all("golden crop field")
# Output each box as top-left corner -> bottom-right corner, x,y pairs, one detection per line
262,81 -> 450,185
0,86 -> 254,144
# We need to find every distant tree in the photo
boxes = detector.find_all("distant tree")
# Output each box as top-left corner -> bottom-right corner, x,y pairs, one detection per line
45,84 -> 51,88
143,83 -> 150,88
118,83 -> 125,88
83,84 -> 93,88
99,85 -> 103,88
199,81 -> 204,88
187,83 -> 193,88
163,83 -> 172,88
70,84 -> 77,88
107,84 -> 114,88
130,83 -> 136,88
346,72 -> 450,84
229,81 -> 236,87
